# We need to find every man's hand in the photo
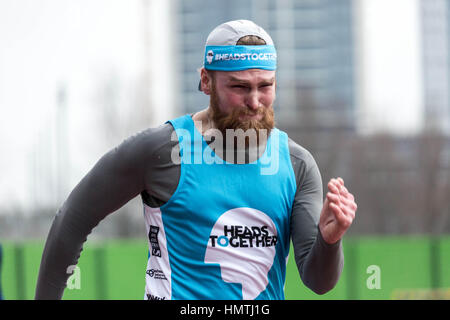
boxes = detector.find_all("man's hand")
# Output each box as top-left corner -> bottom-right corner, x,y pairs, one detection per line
319,177 -> 357,244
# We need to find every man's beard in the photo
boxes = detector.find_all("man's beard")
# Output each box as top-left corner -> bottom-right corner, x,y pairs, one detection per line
206,80 -> 275,164
209,81 -> 275,146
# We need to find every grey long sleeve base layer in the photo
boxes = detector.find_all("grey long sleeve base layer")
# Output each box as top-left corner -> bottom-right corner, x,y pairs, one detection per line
35,120 -> 343,299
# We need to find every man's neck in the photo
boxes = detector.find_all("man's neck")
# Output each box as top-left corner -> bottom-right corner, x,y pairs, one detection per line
192,107 -> 214,134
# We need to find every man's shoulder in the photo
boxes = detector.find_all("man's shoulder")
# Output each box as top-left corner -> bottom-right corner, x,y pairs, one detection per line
282,135 -> 322,188
284,135 -> 317,167
115,122 -> 176,161
133,122 -> 175,143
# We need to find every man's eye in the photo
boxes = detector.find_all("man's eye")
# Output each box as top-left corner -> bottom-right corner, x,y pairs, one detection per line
232,85 -> 246,89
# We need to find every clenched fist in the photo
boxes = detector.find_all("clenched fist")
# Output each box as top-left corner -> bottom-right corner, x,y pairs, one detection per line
319,177 -> 357,244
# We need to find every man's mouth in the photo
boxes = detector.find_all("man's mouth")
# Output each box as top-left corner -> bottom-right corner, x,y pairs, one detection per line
239,111 -> 263,121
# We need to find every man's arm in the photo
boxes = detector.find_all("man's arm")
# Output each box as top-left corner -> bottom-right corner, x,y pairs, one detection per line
35,128 -> 164,299
289,140 -> 345,295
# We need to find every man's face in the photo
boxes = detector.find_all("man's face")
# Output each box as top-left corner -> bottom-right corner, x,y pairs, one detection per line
203,69 -> 276,136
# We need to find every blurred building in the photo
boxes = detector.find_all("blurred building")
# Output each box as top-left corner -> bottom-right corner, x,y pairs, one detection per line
174,0 -> 356,133
420,0 -> 450,134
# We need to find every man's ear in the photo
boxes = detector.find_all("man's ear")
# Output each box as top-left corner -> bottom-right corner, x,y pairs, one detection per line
200,68 -> 212,95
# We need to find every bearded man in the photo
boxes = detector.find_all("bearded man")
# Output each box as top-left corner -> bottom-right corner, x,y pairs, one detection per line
35,20 -> 357,300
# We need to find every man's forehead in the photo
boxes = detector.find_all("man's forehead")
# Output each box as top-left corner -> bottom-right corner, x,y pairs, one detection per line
217,69 -> 276,83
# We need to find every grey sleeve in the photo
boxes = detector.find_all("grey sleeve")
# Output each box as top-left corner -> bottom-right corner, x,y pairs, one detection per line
289,138 -> 344,295
35,124 -> 178,299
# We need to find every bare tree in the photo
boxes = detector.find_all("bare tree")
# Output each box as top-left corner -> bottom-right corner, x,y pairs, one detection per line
416,131 -> 450,234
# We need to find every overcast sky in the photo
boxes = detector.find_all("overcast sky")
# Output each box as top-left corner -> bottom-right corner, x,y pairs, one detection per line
0,0 -> 425,213
356,0 -> 423,135
0,0 -> 147,211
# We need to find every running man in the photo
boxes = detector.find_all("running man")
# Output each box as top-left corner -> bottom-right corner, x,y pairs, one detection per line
35,20 -> 357,300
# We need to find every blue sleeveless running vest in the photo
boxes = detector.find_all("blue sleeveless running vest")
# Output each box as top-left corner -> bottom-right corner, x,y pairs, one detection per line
143,115 -> 297,300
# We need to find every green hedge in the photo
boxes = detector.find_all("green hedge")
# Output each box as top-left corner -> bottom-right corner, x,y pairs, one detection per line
1,236 -> 449,300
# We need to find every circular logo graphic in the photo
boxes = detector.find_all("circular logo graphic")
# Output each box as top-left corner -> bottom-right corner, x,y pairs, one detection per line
204,207 -> 277,299
206,50 -> 214,64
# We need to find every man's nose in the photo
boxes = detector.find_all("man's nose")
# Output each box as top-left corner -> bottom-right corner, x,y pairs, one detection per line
245,91 -> 260,110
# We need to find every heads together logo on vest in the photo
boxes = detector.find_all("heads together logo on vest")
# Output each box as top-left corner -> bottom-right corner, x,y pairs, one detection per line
209,224 -> 277,248
170,125 -> 280,176
204,208 -> 278,300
